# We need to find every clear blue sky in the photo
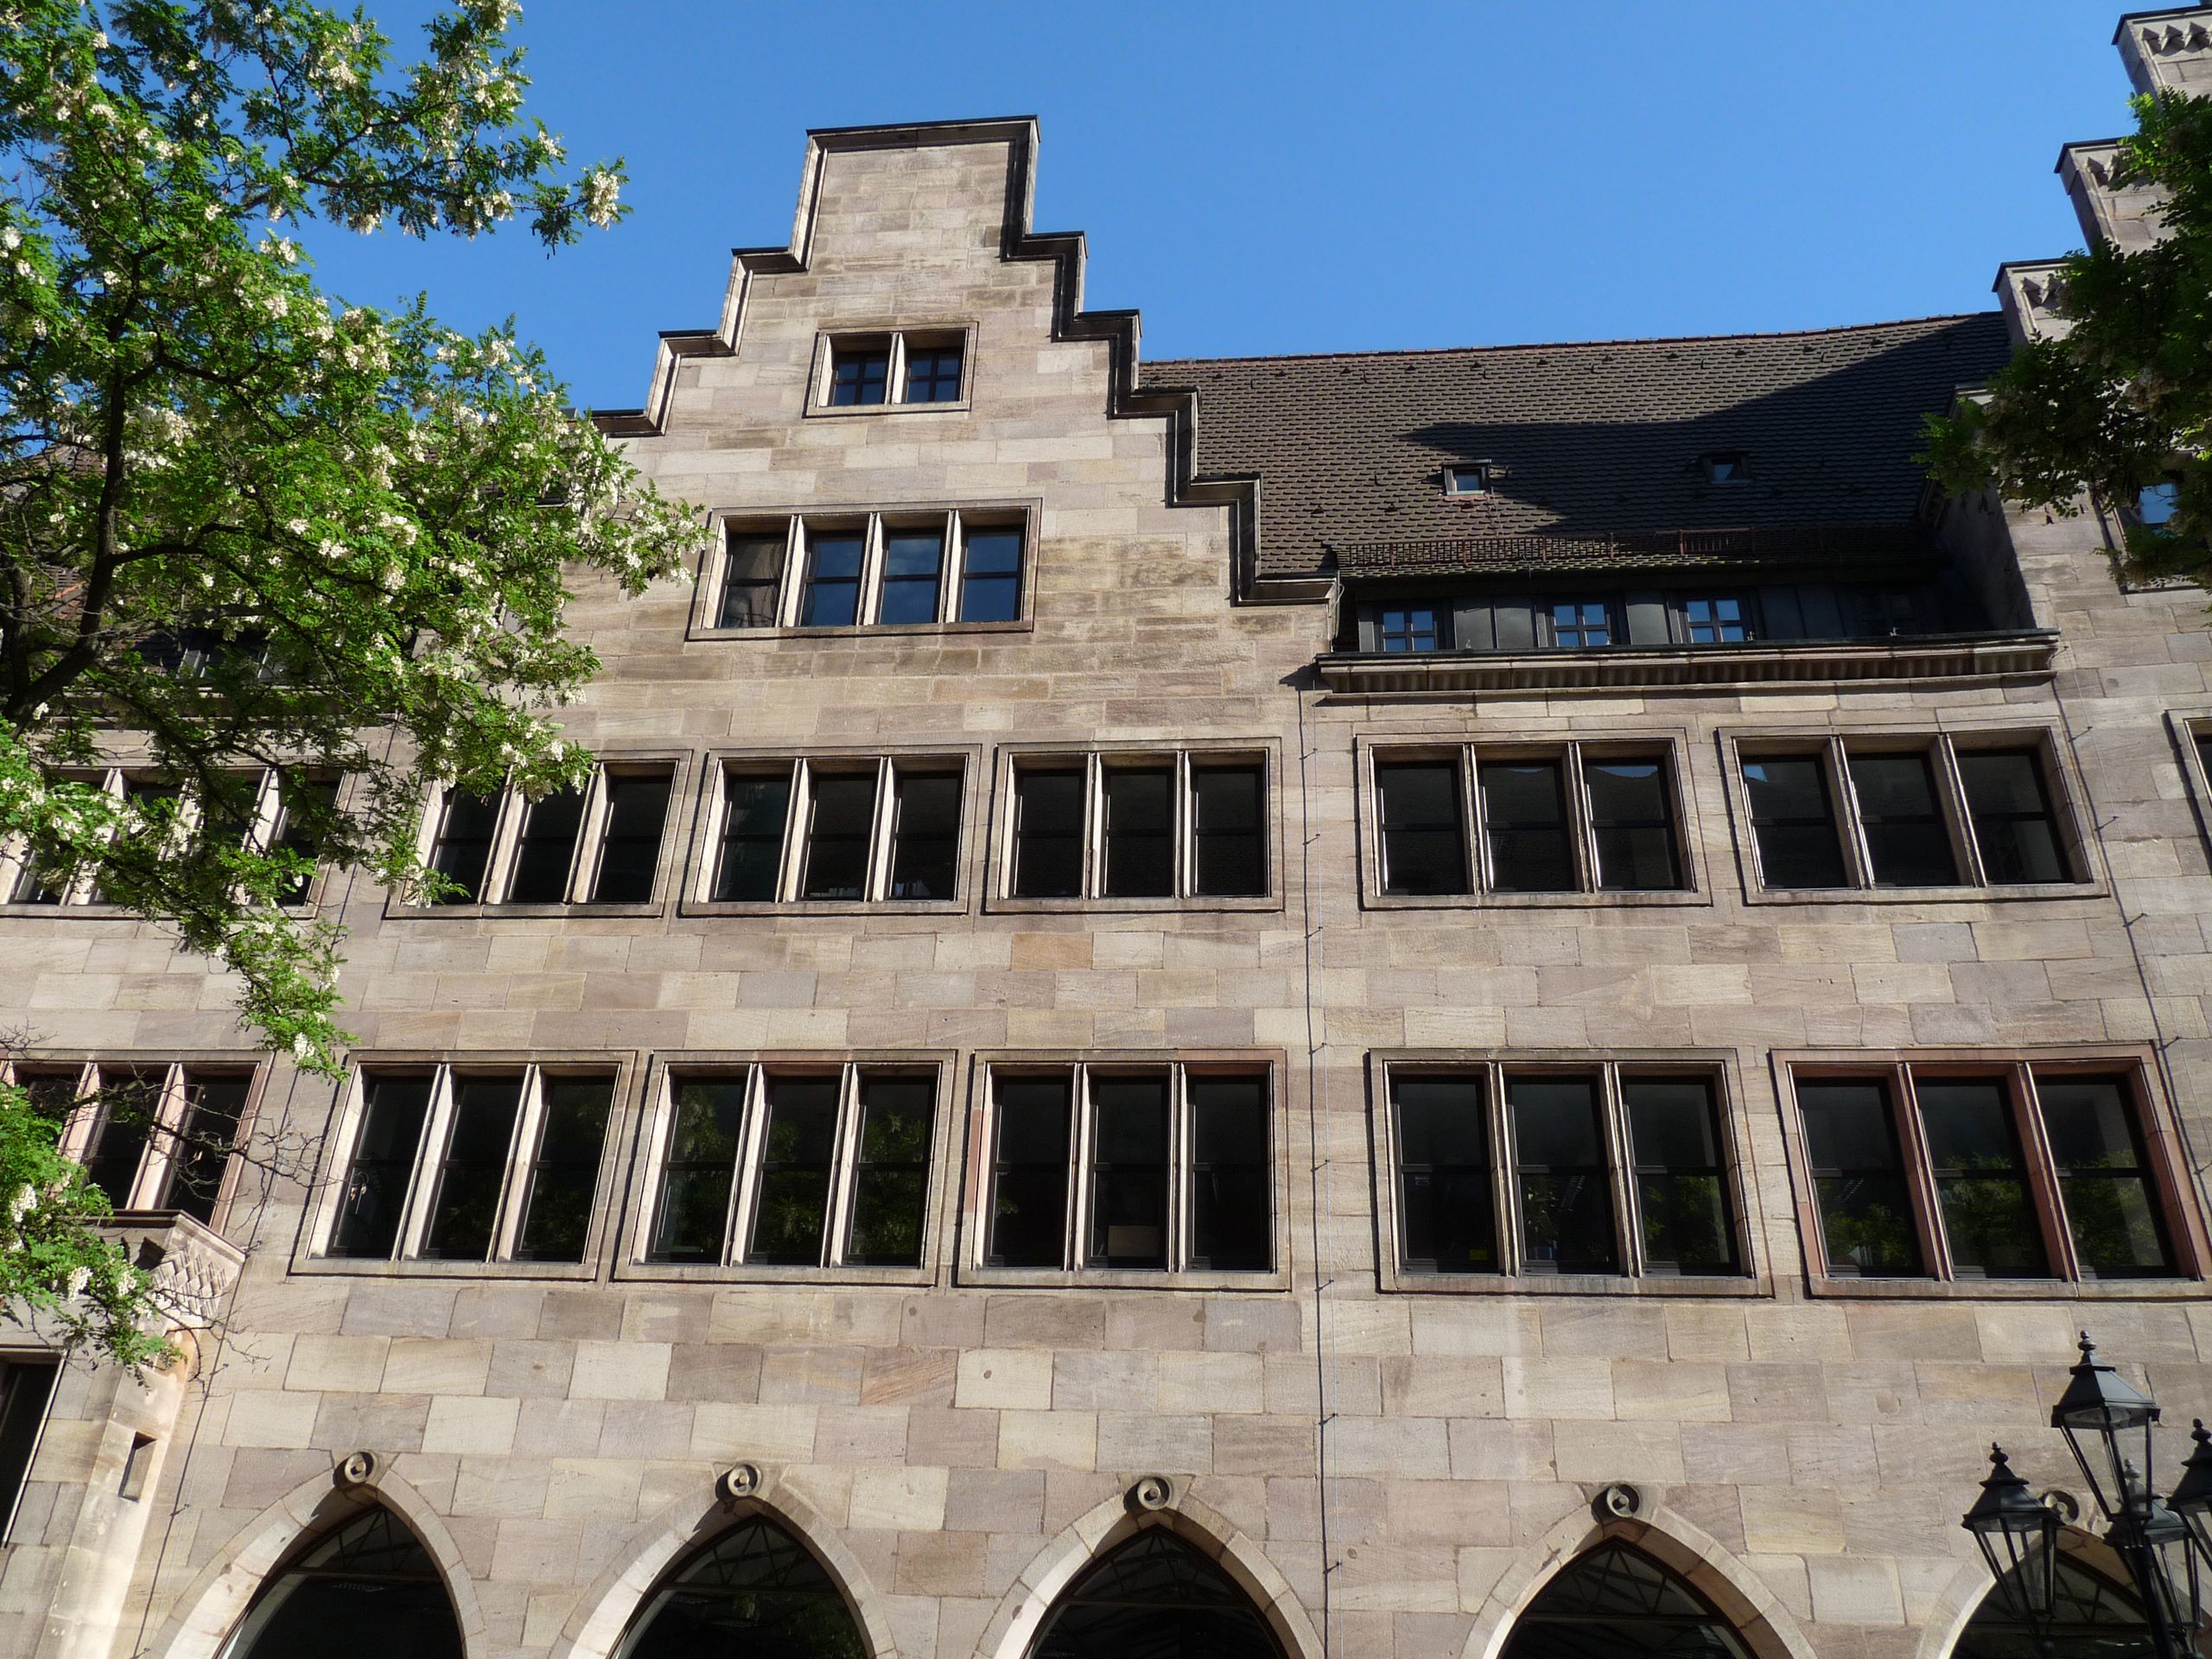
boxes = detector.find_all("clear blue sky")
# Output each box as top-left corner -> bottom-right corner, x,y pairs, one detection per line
299,0 -> 2141,411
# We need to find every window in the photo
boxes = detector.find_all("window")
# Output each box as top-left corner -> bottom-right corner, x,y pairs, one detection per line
416,765 -> 677,909
323,1065 -> 616,1265
1373,744 -> 1688,898
1380,605 -> 1444,653
980,1064 -> 1273,1275
270,774 -> 340,906
1682,596 -> 1750,644
1699,452 -> 1750,484
707,755 -> 966,905
707,510 -> 1027,631
1444,464 -> 1491,496
1003,752 -> 1269,902
2133,476 -> 2182,531
641,1063 -> 938,1271
3,1060 -> 255,1226
1384,1062 -> 1743,1280
0,1358 -> 58,1543
1737,734 -> 2077,893
817,328 -> 970,410
1548,601 -> 1612,648
1787,1058 -> 2190,1284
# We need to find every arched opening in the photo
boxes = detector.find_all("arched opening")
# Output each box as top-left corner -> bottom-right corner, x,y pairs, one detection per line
1498,1540 -> 1754,1659
1954,1556 -> 2154,1657
613,1513 -> 868,1658
219,1507 -> 463,1659
1027,1529 -> 1287,1659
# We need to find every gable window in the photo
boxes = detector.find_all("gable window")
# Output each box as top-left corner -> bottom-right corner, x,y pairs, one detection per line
708,510 -> 1029,632
1682,595 -> 1750,644
641,1063 -> 938,1272
706,755 -> 966,906
903,340 -> 965,404
1003,751 -> 1270,903
4,1060 -> 256,1228
1373,743 -> 1689,899
817,328 -> 971,410
1785,1058 -> 2195,1285
979,1063 -> 1274,1275
1548,601 -> 1612,649
1384,1060 -> 1745,1281
1736,734 -> 2077,894
827,340 -> 891,406
1444,464 -> 1490,496
323,1064 -> 617,1265
1380,605 -> 1444,653
416,765 -> 679,910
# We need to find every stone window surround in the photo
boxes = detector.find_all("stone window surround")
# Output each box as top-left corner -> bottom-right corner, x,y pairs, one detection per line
1770,1044 -> 2212,1301
955,1048 -> 1294,1294
678,745 -> 982,918
387,751 -> 691,920
296,1051 -> 639,1281
804,321 -> 977,416
615,1049 -> 957,1289
988,740 -> 1286,914
0,1353 -> 58,1547
1718,717 -> 2106,906
0,1052 -> 267,1236
1363,1049 -> 1767,1299
0,764 -> 336,916
1354,730 -> 1711,911
688,499 -> 1039,640
2167,707 -> 2212,852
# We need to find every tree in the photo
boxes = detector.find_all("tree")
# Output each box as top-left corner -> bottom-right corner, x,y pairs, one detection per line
0,0 -> 707,1365
1923,88 -> 2212,588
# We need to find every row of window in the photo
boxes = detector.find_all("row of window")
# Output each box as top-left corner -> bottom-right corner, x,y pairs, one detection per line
29,1045 -> 2157,1292
710,511 -> 1025,632
1357,581 -> 1951,656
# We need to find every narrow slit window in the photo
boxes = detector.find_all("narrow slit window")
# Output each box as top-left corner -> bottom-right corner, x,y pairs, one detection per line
713,772 -> 792,902
1376,760 -> 1469,896
1586,759 -> 1681,891
878,527 -> 944,626
159,1075 -> 248,1224
1479,759 -> 1575,893
988,1075 -> 1072,1268
504,786 -> 585,904
903,341 -> 963,404
1796,1079 -> 1923,1277
957,527 -> 1023,623
650,1077 -> 745,1263
1914,1078 -> 2049,1279
590,772 -> 672,905
1012,768 -> 1086,899
799,772 -> 877,901
1393,1074 -> 1496,1274
1742,755 -> 1848,889
799,530 -> 866,628
1957,749 -> 2068,884
846,1075 -> 934,1267
329,1076 -> 434,1259
1191,765 -> 1265,897
746,1076 -> 841,1266
2034,1075 -> 2175,1279
887,769 -> 961,900
1847,751 -> 1961,887
1508,1075 -> 1618,1274
718,532 -> 785,629
828,343 -> 890,406
419,1075 -> 523,1261
1623,1077 -> 1737,1274
427,789 -> 499,904
1101,766 -> 1175,899
512,1077 -> 613,1263
1187,1075 -> 1270,1271
1085,1074 -> 1170,1269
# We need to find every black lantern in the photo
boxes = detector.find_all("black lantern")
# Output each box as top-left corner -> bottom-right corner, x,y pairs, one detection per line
1964,1444 -> 2061,1619
2050,1332 -> 2160,1525
2117,1492 -> 2206,1649
2169,1421 -> 2212,1568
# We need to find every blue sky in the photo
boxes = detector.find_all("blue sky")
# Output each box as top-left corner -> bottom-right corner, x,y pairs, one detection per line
299,0 -> 2138,411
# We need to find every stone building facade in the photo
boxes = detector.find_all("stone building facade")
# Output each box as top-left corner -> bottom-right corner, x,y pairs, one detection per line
3,10 -> 2212,1659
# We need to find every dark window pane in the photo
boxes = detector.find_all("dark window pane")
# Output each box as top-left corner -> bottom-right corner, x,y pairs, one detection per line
887,769 -> 961,900
82,1068 -> 158,1208
1915,1078 -> 2050,1279
0,1361 -> 57,1545
1550,600 -> 1611,647
419,1076 -> 523,1261
160,1075 -> 248,1224
330,1076 -> 432,1258
428,789 -> 499,904
10,849 -> 62,904
1684,594 -> 1750,644
1958,749 -> 2068,885
1847,751 -> 1961,887
1624,1077 -> 1737,1274
747,1076 -> 839,1266
718,532 -> 785,629
1188,1075 -> 1270,1270
1381,607 -> 1441,652
878,528 -> 944,626
1586,759 -> 1683,892
828,345 -> 888,406
1377,761 -> 1468,895
651,1077 -> 745,1263
800,772 -> 877,900
1481,759 -> 1576,893
513,1077 -> 613,1263
1087,1075 -> 1169,1268
1102,766 -> 1174,898
1012,768 -> 1084,898
1395,1075 -> 1495,1273
272,775 -> 339,905
903,342 -> 963,403
1192,764 -> 1265,897
2035,1076 -> 2175,1279
1508,1076 -> 1618,1273
958,527 -> 1022,622
590,772 -> 671,904
1030,1530 -> 1283,1659
989,1075 -> 1071,1267
848,1076 -> 934,1266
1743,756 -> 1847,889
714,772 -> 791,902
1797,1079 -> 1923,1276
503,785 -> 585,904
800,531 -> 865,627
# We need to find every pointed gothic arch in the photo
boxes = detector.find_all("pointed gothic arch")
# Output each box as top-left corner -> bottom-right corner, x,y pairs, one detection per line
1497,1540 -> 1752,1659
1027,1529 -> 1285,1659
219,1505 -> 464,1659
612,1510 -> 868,1659
1950,1554 -> 2154,1657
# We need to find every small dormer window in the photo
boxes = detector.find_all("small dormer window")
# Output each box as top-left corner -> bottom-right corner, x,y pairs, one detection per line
1443,464 -> 1490,497
1700,452 -> 1750,484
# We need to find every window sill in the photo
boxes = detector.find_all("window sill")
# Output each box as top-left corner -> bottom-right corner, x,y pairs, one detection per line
677,897 -> 967,919
957,1265 -> 1291,1294
1381,1271 -> 1767,1298
686,618 -> 1033,643
986,893 -> 1283,916
803,397 -> 972,421
1363,888 -> 1709,912
291,1255 -> 601,1282
1806,1274 -> 2202,1301
1744,879 -> 2107,907
613,1260 -> 933,1288
383,900 -> 664,921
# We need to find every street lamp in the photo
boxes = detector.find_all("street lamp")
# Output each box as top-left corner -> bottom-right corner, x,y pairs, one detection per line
2050,1332 -> 2161,1528
1962,1444 -> 2059,1619
2171,1421 -> 2212,1567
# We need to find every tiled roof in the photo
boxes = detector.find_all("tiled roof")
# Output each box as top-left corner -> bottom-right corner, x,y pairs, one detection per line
1141,314 -> 2012,582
